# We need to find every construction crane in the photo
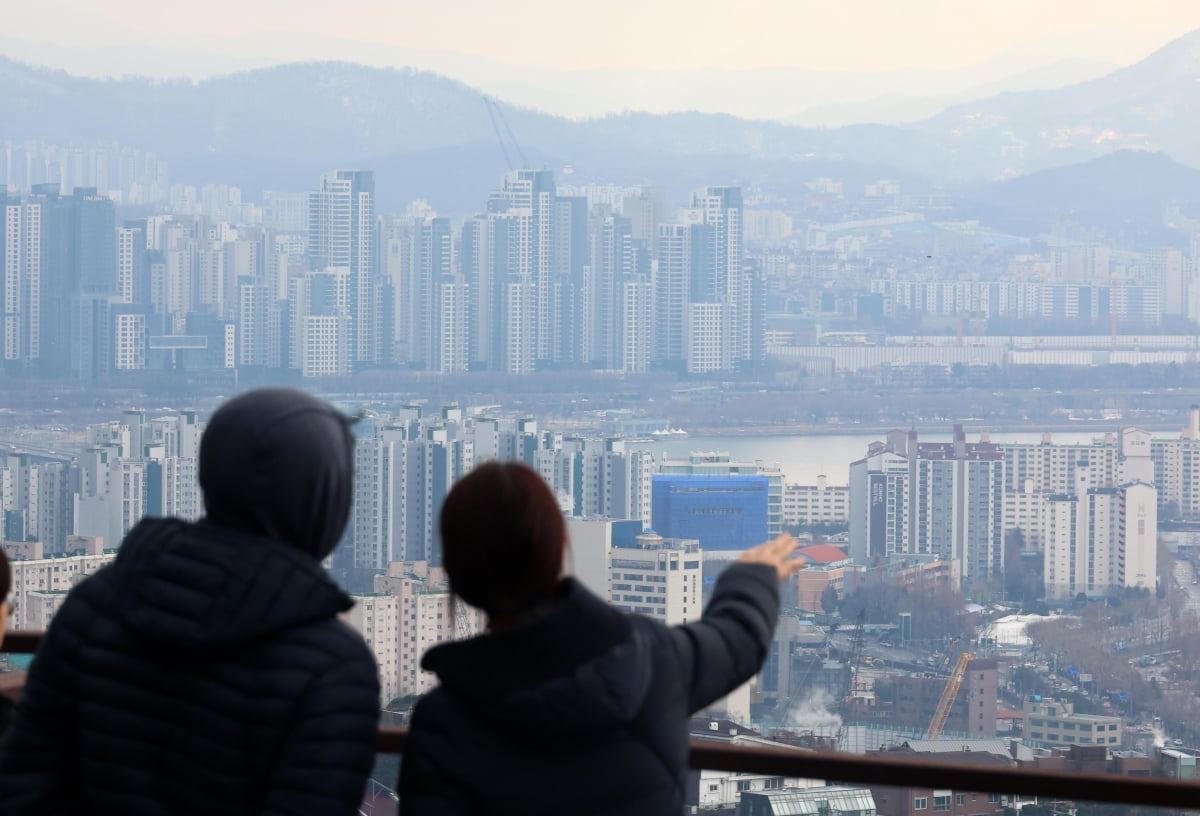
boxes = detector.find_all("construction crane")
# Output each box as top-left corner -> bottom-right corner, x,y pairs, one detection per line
454,597 -> 479,641
482,94 -> 530,171
926,652 -> 972,740
834,611 -> 867,750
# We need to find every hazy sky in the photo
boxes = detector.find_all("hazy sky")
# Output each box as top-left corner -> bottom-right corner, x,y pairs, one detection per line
10,0 -> 1200,73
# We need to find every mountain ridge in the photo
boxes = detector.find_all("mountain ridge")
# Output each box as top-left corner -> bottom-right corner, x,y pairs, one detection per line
4,30 -> 1200,215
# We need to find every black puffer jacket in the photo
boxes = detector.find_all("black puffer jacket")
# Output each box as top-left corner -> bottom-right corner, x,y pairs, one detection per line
399,562 -> 779,815
0,518 -> 380,816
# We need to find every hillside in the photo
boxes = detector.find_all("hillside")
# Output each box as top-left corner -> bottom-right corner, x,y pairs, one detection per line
0,55 -> 933,209
958,150 -> 1200,241
6,29 -> 1200,212
918,29 -> 1200,178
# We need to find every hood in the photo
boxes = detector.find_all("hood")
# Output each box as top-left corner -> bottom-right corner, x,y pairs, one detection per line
422,579 -> 652,739
198,388 -> 354,560
108,517 -> 354,651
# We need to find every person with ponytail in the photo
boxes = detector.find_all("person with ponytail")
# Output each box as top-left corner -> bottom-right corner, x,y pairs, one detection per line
400,460 -> 803,816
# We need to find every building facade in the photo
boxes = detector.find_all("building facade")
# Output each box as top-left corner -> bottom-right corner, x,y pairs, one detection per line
652,474 -> 770,553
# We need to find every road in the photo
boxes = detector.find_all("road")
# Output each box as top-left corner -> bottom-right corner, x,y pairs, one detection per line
1173,560 -> 1200,616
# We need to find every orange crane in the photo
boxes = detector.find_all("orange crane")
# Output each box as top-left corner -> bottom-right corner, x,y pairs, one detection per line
926,652 -> 972,739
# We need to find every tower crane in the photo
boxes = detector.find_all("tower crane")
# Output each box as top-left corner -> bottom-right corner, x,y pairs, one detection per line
482,95 -> 530,171
833,611 -> 866,749
926,652 -> 972,740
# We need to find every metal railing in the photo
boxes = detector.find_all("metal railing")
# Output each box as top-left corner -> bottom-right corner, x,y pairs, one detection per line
8,631 -> 1200,809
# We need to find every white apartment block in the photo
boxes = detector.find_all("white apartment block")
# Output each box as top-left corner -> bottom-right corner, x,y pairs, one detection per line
24,590 -> 69,631
345,593 -> 401,705
301,314 -> 351,377
1002,434 -> 1119,494
1,537 -> 113,630
1003,428 -> 1153,551
849,428 -> 1004,584
113,312 -> 146,370
374,561 -> 485,699
1042,476 -> 1157,600
1152,412 -> 1200,517
436,280 -> 468,373
570,440 -> 655,525
621,279 -> 652,373
685,301 -> 730,374
160,456 -> 201,522
609,532 -> 703,625
565,518 -> 617,600
1002,481 -> 1050,548
783,476 -> 849,527
76,459 -> 149,549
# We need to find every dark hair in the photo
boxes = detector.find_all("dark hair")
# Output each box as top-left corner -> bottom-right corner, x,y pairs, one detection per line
440,461 -> 565,616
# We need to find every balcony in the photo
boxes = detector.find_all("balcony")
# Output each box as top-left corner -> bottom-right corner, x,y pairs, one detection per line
4,630 -> 1200,813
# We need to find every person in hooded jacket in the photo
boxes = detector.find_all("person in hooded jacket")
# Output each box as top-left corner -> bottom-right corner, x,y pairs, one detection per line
0,388 -> 381,816
398,461 -> 804,816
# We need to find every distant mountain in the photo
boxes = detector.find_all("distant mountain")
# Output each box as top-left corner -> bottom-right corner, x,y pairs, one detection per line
0,59 -> 565,161
958,150 -> 1200,242
6,28 -> 1200,214
0,26 -> 1120,122
0,57 -> 934,211
787,58 -> 1115,127
917,29 -> 1200,178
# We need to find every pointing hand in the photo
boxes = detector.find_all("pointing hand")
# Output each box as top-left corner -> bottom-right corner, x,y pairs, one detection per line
737,533 -> 805,582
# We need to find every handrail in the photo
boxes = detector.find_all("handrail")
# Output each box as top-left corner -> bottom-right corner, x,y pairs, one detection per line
684,743 -> 1200,808
371,726 -> 1200,807
4,632 -> 41,655
10,632 -> 1200,808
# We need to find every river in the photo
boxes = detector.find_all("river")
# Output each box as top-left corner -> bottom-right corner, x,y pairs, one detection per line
631,430 -> 1111,486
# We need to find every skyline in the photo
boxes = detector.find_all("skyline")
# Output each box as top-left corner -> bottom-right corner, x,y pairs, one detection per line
4,3 -> 1200,121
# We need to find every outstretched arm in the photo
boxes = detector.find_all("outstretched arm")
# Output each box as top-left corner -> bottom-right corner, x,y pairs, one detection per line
669,534 -> 804,713
262,649 -> 381,816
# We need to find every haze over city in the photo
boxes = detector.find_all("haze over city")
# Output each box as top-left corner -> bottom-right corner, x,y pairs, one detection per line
5,0 -> 1200,121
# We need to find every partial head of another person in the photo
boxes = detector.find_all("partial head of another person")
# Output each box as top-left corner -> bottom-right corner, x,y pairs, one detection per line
198,388 -> 356,560
440,461 -> 566,621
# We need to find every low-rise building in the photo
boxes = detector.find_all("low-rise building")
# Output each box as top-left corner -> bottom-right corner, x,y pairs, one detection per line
869,747 -> 1012,816
1022,696 -> 1122,749
2,537 -> 114,630
1029,744 -> 1149,776
886,660 -> 999,738
609,530 -> 703,625
688,718 -> 824,811
784,476 -> 850,528
1157,748 -> 1198,780
795,544 -> 861,613
739,785 -> 876,816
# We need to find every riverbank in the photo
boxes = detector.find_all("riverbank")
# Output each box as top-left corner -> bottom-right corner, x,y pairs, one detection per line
678,421 -> 1187,438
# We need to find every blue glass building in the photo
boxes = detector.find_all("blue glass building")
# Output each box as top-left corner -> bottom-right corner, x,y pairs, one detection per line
651,475 -> 769,552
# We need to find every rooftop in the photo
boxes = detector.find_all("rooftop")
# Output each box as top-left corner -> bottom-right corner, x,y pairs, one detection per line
798,544 -> 851,565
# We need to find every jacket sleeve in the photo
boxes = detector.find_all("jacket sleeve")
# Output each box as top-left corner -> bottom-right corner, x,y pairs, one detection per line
261,641 -> 381,816
397,699 -> 471,816
666,562 -> 780,714
0,583 -> 93,814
